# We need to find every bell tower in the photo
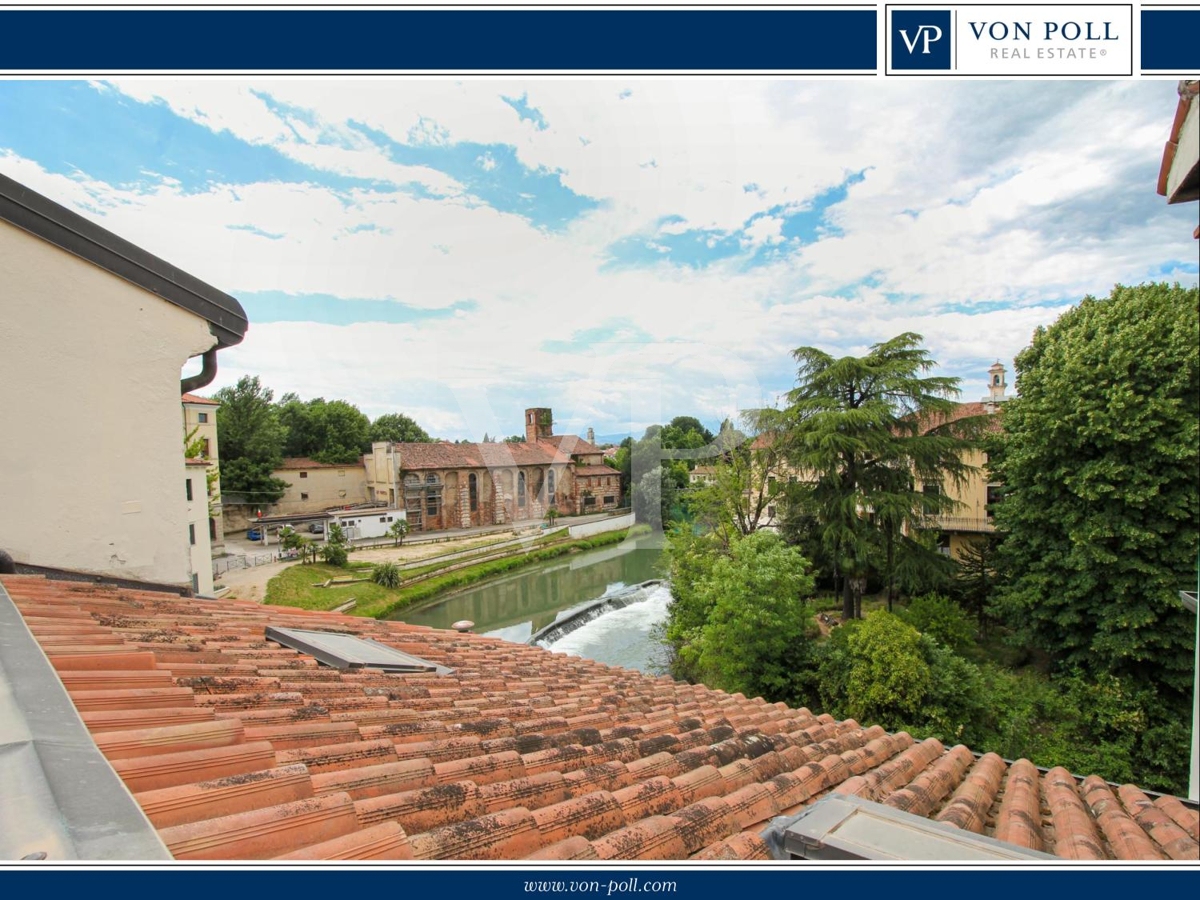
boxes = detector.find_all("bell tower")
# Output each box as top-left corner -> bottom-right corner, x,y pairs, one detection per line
985,361 -> 1007,409
525,407 -> 553,442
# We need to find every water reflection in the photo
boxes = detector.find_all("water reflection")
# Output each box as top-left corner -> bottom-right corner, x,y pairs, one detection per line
391,536 -> 665,639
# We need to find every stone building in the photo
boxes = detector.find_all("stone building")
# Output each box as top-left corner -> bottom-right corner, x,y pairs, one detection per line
366,408 -> 622,533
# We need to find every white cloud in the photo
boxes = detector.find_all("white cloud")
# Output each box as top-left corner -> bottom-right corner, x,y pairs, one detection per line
6,79 -> 1196,439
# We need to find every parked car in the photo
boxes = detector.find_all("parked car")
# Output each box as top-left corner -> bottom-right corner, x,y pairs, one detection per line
246,527 -> 263,541
308,522 -> 325,535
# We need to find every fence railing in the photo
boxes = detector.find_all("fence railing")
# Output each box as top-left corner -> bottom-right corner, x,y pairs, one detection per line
212,552 -> 284,578
922,515 -> 996,533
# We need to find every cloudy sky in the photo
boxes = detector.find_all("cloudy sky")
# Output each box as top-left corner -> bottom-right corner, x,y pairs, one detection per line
1,79 -> 1195,440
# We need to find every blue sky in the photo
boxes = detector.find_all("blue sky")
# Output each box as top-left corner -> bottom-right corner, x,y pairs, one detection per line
1,79 -> 1195,440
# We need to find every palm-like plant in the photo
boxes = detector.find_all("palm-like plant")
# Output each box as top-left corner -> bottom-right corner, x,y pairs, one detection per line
388,519 -> 409,547
372,561 -> 402,588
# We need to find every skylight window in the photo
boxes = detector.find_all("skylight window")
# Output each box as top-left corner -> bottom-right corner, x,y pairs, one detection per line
265,626 -> 453,674
780,794 -> 1056,861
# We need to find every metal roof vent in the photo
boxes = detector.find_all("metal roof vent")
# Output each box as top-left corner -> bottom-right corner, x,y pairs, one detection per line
778,794 -> 1056,861
265,627 -> 453,675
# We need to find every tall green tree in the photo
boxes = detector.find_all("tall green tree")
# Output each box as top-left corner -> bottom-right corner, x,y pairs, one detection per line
212,376 -> 288,502
952,533 -> 999,636
371,413 -> 433,444
785,333 -> 979,621
992,282 -> 1199,700
213,376 -> 286,464
668,416 -> 714,444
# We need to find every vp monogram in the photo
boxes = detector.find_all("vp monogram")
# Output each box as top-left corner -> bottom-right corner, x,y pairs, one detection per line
899,24 -> 944,54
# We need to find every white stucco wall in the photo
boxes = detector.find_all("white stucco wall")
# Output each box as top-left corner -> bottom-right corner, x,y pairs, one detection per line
568,512 -> 635,539
185,465 -> 215,595
0,219 -> 217,587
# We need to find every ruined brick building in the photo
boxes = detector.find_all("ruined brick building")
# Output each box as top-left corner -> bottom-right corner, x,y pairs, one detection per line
363,408 -> 622,532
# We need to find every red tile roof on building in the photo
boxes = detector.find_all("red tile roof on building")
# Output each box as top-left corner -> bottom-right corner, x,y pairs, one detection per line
539,434 -> 605,457
181,393 -> 219,406
393,436 -> 600,471
1,572 -> 1194,862
916,401 -> 1004,436
277,458 -> 352,470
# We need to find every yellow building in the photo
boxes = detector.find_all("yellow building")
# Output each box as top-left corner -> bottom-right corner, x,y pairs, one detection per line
181,393 -> 224,553
224,458 -> 372,532
918,362 -> 1006,559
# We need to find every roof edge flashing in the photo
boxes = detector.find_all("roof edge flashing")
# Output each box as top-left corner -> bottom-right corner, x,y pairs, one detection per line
769,793 -> 1058,861
0,173 -> 248,348
0,580 -> 172,860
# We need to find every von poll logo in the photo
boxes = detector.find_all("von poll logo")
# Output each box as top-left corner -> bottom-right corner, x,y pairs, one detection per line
892,10 -> 952,70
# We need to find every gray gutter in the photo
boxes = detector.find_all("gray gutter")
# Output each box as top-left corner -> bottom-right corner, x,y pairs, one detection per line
0,173 -> 247,349
0,580 -> 171,860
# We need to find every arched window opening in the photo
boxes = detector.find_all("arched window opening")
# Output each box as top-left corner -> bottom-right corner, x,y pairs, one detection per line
517,471 -> 527,508
469,473 -> 478,511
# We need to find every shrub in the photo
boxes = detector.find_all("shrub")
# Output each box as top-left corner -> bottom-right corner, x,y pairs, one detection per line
898,593 -> 976,653
321,543 -> 349,567
839,612 -> 931,728
693,531 -> 816,700
372,561 -> 402,588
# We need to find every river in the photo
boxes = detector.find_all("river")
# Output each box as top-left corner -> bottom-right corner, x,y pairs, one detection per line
390,536 -> 671,673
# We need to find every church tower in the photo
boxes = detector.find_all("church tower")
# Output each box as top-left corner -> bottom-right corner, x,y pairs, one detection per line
985,361 -> 1007,410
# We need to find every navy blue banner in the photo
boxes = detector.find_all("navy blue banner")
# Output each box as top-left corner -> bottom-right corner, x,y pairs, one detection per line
0,8 -> 877,72
1141,8 -> 1200,71
3,869 -> 1197,893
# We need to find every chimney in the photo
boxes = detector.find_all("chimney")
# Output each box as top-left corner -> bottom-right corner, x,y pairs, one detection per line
525,407 -> 553,443
587,427 -> 595,444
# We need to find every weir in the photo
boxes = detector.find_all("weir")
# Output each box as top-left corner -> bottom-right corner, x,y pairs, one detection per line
528,579 -> 664,647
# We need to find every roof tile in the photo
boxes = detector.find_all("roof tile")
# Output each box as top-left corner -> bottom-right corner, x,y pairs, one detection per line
1,572 -> 1190,861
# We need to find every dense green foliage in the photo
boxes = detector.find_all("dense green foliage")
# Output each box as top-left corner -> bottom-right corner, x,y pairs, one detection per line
992,282 -> 1199,700
662,292 -> 1197,794
896,593 -> 975,652
321,543 -> 349,567
685,531 -> 816,700
278,395 -> 372,464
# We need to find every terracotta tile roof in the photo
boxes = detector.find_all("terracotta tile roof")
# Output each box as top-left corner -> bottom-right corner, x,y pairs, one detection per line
277,458 -> 351,470
394,442 -> 559,470
915,401 -> 1004,436
2,572 -> 1194,862
181,393 -> 219,406
574,465 -> 621,477
394,437 -> 601,471
539,435 -> 605,457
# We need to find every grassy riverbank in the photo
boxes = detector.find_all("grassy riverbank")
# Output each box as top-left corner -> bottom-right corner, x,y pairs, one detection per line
264,525 -> 648,619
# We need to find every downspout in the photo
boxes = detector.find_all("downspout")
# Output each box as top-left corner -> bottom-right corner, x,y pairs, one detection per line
1191,550 -> 1199,801
181,347 -> 218,395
